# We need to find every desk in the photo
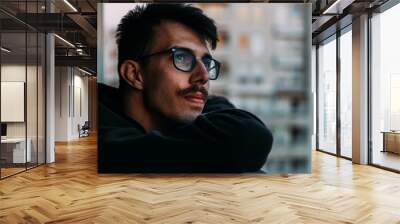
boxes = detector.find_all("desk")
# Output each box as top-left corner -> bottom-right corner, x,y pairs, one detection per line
381,131 -> 400,154
1,138 -> 31,163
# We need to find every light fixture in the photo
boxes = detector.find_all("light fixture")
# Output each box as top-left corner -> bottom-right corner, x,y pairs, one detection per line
54,34 -> 75,48
322,0 -> 343,15
1,47 -> 11,53
76,48 -> 87,56
63,0 -> 78,12
78,67 -> 92,76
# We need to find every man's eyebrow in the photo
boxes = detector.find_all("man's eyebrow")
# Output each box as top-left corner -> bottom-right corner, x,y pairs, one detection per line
202,52 -> 212,59
173,45 -> 212,58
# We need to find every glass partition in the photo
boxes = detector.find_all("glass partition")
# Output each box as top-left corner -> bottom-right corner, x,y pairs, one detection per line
0,1 -> 46,179
339,28 -> 352,158
371,3 -> 400,171
317,36 -> 337,154
1,30 -> 28,177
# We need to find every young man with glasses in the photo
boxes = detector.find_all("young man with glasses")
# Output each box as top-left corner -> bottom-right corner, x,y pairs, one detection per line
98,3 -> 273,173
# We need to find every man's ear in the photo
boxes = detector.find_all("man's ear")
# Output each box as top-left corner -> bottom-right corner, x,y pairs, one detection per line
119,60 -> 144,90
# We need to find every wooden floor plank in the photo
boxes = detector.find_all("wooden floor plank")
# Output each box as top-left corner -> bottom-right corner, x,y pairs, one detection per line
0,134 -> 400,223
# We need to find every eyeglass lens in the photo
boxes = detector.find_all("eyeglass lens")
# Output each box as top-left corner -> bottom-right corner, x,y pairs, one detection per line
172,48 -> 219,79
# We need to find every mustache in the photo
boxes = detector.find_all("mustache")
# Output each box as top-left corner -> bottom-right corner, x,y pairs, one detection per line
177,85 -> 209,99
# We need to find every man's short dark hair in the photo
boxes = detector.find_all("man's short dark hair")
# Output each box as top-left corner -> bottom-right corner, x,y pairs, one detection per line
116,3 -> 218,83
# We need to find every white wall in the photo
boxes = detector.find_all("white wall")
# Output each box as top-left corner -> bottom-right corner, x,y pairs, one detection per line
1,65 -> 26,129
72,73 -> 89,138
55,67 -> 89,141
55,66 -> 69,141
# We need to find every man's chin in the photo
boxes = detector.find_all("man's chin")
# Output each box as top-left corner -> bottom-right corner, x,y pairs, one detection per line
175,110 -> 202,124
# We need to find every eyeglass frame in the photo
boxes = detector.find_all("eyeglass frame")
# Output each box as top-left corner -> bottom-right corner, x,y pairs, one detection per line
134,47 -> 221,80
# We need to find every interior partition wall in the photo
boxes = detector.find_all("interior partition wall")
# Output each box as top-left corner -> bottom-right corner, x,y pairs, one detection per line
316,25 -> 353,159
0,0 -> 46,179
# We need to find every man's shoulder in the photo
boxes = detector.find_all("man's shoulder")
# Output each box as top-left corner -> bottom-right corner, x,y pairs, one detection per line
98,83 -> 120,105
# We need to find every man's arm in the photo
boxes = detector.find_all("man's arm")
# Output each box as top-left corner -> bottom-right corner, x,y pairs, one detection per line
202,95 -> 236,113
98,96 -> 273,173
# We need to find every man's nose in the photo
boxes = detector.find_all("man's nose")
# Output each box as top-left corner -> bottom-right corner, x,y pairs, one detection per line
189,59 -> 209,85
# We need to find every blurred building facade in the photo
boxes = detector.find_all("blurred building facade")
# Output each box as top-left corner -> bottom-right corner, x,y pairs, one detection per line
195,4 -> 311,173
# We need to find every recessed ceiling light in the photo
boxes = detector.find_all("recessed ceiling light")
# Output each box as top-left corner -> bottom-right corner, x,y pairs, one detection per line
322,0 -> 343,15
78,67 -> 92,76
63,0 -> 78,12
54,34 -> 75,48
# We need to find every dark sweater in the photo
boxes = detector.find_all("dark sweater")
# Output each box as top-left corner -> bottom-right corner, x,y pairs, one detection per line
98,83 -> 273,173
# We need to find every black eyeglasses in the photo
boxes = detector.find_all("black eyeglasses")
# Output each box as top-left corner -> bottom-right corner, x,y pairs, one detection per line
136,47 -> 221,80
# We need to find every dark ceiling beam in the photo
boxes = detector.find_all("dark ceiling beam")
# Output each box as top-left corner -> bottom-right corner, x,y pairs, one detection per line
312,14 -> 352,44
312,15 -> 335,33
46,0 -> 97,47
312,0 -> 355,35
2,12 -> 96,47
0,8 -> 37,31
66,13 -> 97,46
86,0 -> 97,12
52,0 -> 78,13
322,0 -> 356,14
10,13 -> 82,32
55,55 -> 96,70
55,47 -> 96,57
311,0 -> 366,42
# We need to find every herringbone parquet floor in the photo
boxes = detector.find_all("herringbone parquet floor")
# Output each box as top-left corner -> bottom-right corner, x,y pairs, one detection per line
1,134 -> 400,223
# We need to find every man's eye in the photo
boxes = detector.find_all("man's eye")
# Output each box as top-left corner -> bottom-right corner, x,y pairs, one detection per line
175,54 -> 184,61
176,53 -> 192,63
202,58 -> 212,68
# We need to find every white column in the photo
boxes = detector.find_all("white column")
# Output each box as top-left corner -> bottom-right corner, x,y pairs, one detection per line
311,45 -> 317,150
45,0 -> 55,163
352,14 -> 369,164
46,33 -> 55,163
